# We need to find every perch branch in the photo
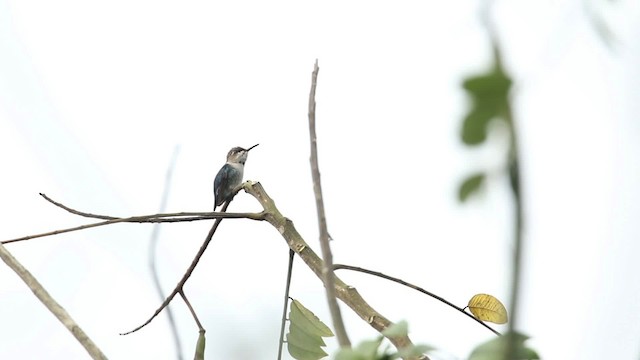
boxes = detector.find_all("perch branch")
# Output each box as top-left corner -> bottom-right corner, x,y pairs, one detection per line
2,208 -> 264,245
0,243 -> 107,360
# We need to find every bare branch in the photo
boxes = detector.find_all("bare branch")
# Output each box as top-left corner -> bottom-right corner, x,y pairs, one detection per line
2,209 -> 264,245
0,243 -> 108,359
307,59 -> 350,348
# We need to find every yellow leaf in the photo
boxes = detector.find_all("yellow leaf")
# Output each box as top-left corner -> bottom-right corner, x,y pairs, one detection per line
468,294 -> 508,324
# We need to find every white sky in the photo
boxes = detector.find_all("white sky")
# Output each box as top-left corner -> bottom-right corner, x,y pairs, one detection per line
1,0 -> 639,359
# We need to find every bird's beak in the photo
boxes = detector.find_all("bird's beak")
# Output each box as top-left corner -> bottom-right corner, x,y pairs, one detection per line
247,144 -> 259,151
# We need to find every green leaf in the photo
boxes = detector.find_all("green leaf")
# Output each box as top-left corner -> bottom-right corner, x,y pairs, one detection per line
287,323 -> 326,351
458,173 -> 486,202
334,349 -> 369,360
289,299 -> 334,337
354,338 -> 384,358
335,332 -> 433,360
462,70 -> 511,98
469,332 -> 540,360
461,105 -> 493,145
381,321 -> 408,337
194,330 -> 206,360
460,60 -> 512,146
392,344 -> 436,359
287,299 -> 334,360
287,342 -> 328,360
335,338 -> 386,360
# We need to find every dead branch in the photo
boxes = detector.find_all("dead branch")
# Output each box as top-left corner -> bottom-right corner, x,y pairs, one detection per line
307,59 -> 350,347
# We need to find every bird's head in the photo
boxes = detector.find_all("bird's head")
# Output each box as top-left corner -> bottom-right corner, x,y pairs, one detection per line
226,144 -> 259,164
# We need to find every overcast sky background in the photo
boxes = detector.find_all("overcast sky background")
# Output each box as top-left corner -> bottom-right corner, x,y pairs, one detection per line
1,1 -> 639,359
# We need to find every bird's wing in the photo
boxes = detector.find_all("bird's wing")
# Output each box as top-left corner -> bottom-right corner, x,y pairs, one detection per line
214,164 -> 230,208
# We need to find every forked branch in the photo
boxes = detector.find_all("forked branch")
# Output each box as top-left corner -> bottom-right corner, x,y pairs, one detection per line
3,185 -> 424,359
242,181 -> 426,360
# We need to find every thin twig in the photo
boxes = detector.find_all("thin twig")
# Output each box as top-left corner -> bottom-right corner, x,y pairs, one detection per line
39,192 -> 264,223
277,249 -> 295,360
39,193 -> 117,220
179,290 -> 204,332
120,201 -> 231,335
149,146 -> 183,360
2,210 -> 264,245
0,244 -> 108,359
307,59 -> 350,347
333,264 -> 501,336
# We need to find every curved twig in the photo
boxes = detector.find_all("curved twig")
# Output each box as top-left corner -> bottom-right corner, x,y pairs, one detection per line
39,193 -> 117,220
120,201 -> 231,335
333,264 -> 501,336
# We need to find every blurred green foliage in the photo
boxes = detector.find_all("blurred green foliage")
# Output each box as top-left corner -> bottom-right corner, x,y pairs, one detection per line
469,331 -> 539,360
334,321 -> 434,360
458,45 -> 513,203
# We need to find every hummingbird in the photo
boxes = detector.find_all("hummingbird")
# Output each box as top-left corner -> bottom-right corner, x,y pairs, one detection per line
213,144 -> 259,210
